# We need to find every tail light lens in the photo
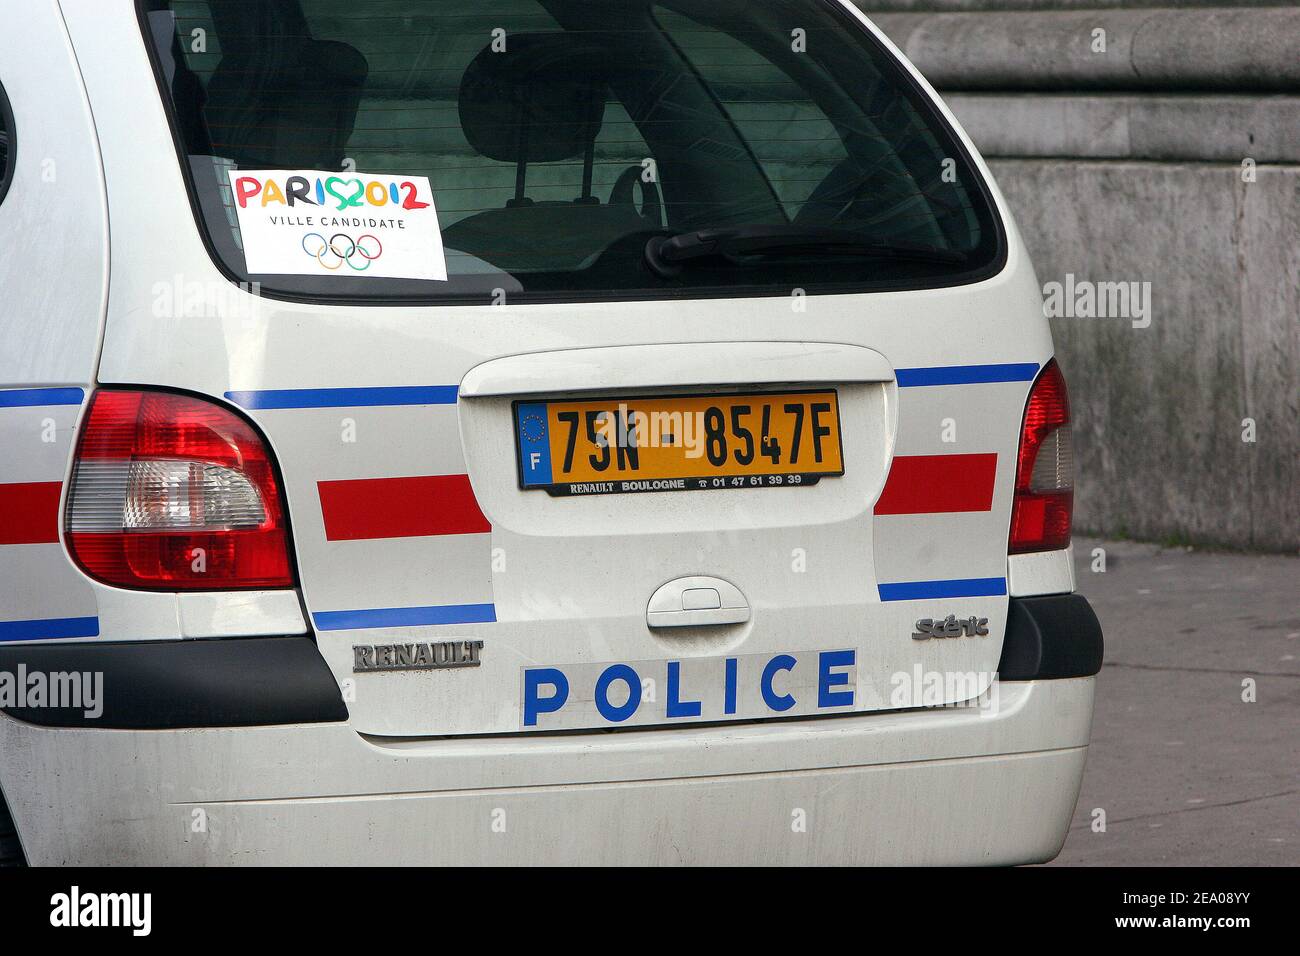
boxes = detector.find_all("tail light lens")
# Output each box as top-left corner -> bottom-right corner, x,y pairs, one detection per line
65,390 -> 293,589
1009,360 -> 1074,554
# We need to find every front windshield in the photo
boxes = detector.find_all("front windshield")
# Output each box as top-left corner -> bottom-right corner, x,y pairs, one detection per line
143,0 -> 1003,304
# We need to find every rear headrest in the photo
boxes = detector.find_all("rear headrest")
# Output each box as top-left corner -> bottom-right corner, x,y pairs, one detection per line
459,33 -> 611,164
205,38 -> 368,169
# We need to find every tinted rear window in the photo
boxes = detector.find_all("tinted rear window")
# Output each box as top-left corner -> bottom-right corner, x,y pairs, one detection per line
142,0 -> 1003,304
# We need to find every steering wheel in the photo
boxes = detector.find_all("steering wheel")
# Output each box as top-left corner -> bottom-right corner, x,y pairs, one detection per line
611,164 -> 663,226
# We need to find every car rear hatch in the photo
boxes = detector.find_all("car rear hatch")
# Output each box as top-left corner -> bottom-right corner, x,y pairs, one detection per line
106,0 -> 1047,736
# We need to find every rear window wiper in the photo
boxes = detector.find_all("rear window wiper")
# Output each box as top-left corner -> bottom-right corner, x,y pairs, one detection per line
645,225 -> 966,278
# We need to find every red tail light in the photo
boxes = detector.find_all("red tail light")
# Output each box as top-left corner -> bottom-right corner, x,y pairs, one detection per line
65,390 -> 293,590
1009,360 -> 1074,554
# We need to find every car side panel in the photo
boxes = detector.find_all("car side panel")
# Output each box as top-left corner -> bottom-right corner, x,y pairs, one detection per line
0,1 -> 106,642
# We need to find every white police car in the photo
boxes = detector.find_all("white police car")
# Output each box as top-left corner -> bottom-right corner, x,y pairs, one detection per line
0,0 -> 1100,865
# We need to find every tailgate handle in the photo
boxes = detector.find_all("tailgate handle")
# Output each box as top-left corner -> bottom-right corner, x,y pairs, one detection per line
647,576 -> 750,629
460,342 -> 895,398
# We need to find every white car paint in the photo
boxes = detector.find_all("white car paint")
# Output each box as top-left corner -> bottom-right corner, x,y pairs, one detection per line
1,678 -> 1093,866
0,0 -> 1089,865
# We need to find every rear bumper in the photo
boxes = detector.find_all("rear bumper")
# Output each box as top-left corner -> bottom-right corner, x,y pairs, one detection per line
0,675 -> 1094,865
999,593 -> 1104,680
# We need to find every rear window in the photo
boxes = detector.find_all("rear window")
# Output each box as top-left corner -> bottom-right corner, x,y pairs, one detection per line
141,0 -> 1003,305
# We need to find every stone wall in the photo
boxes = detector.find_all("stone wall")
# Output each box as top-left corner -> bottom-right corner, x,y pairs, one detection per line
855,1 -> 1298,551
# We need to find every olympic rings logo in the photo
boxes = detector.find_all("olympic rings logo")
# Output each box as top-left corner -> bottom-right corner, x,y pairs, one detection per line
301,232 -> 383,271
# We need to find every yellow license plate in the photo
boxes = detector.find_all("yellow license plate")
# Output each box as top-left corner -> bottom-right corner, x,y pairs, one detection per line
514,391 -> 844,496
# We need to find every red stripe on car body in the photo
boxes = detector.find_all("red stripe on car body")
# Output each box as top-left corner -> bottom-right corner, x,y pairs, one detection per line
873,454 -> 997,516
318,475 -> 491,541
0,481 -> 62,544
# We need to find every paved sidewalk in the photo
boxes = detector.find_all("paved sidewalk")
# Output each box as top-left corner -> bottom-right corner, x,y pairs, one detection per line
1051,538 -> 1299,865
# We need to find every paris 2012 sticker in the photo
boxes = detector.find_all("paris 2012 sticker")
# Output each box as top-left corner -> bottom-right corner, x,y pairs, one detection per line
227,169 -> 447,281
